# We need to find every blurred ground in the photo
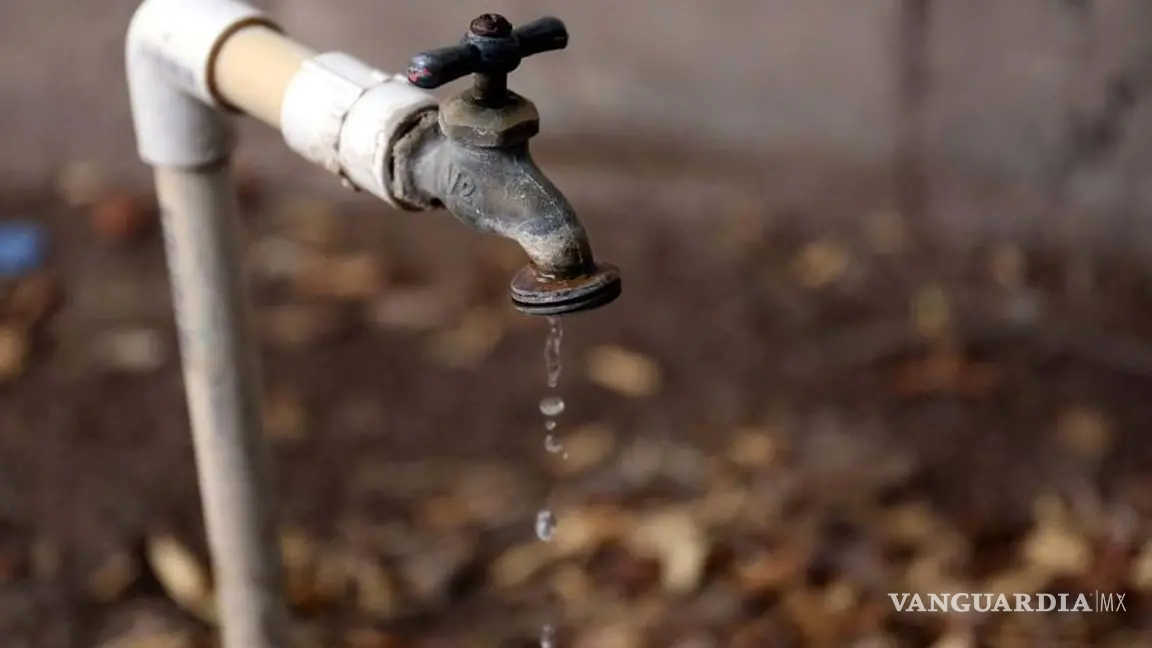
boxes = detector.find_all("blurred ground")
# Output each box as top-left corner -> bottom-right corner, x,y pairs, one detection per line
1,142 -> 1152,647
3,1 -> 1152,647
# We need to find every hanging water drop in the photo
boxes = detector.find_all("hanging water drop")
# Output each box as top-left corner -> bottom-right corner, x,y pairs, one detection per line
540,624 -> 557,648
538,317 -> 566,645
544,433 -> 564,453
539,395 -> 565,417
535,509 -> 557,542
544,316 -> 563,388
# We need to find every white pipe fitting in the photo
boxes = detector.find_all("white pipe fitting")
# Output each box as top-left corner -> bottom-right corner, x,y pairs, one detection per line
126,0 -> 438,207
126,0 -> 276,167
280,53 -> 436,204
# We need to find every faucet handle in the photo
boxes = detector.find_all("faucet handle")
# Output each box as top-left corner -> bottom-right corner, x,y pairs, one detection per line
406,14 -> 568,104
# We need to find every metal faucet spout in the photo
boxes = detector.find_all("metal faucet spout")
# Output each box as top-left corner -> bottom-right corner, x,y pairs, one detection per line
409,131 -> 594,278
398,12 -> 621,316
398,120 -> 620,316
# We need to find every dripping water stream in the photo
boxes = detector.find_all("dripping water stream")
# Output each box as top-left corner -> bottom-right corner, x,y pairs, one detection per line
536,315 -> 565,647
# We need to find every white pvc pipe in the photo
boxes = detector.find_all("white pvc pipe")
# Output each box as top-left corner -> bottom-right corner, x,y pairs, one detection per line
155,162 -> 288,648
128,0 -> 436,204
214,25 -> 314,128
126,3 -> 440,647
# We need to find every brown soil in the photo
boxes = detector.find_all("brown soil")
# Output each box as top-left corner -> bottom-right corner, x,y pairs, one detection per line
2,145 -> 1152,647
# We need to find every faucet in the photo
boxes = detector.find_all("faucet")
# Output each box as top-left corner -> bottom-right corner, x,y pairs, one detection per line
123,3 -> 621,648
394,14 -> 621,315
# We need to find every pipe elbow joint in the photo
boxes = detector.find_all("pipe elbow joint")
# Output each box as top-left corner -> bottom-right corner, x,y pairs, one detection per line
125,0 -> 275,167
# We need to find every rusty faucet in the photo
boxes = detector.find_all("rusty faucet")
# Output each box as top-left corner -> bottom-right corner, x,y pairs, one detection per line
395,13 -> 621,315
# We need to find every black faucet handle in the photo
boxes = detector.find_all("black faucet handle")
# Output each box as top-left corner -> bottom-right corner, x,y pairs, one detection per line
510,16 -> 569,58
405,14 -> 568,103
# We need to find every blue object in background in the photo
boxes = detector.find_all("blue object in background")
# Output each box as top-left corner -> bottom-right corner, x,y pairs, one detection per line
0,220 -> 48,278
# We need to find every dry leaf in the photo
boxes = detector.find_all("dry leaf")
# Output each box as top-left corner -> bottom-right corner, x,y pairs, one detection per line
1056,406 -> 1112,460
626,509 -> 708,595
549,423 -> 616,476
350,556 -> 401,619
793,240 -> 851,288
905,538 -> 971,595
490,542 -> 555,591
550,563 -> 595,608
279,527 -> 322,610
98,631 -> 196,648
783,587 -> 841,645
881,501 -> 939,547
726,427 -> 782,468
1131,541 -> 1152,591
0,325 -> 29,383
1021,521 -> 1090,578
572,622 -> 648,648
692,475 -> 749,527
554,505 -> 628,557
585,346 -> 662,397
146,534 -> 214,621
824,580 -> 858,615
933,632 -> 975,648
312,547 -> 352,602
737,545 -> 806,594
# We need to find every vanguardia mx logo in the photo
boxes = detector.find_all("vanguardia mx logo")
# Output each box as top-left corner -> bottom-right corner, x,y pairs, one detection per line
889,591 -> 1127,613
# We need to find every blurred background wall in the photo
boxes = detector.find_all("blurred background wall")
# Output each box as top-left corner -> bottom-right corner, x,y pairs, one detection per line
3,0 -> 1152,220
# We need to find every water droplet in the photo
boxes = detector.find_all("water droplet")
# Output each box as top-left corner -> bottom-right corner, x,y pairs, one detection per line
538,319 -> 565,647
540,624 -> 557,648
545,433 -> 565,454
539,396 -> 565,417
535,509 -> 557,542
545,316 -> 563,388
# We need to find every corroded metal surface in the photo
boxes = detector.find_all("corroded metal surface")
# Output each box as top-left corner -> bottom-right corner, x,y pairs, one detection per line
398,13 -> 621,316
